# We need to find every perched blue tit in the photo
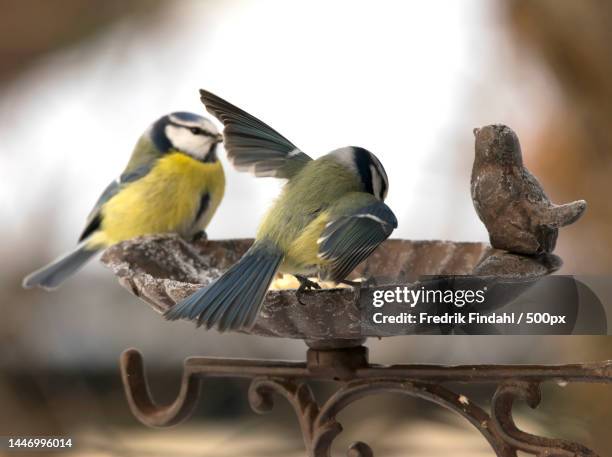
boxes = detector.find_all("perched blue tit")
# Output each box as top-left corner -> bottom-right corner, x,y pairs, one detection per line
166,90 -> 397,331
23,112 -> 225,290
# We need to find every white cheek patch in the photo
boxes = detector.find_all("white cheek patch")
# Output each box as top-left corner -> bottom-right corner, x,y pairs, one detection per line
370,154 -> 388,200
370,164 -> 383,200
165,125 -> 213,160
201,118 -> 218,134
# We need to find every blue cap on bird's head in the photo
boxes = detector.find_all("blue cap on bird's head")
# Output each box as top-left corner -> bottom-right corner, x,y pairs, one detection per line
329,146 -> 389,201
149,111 -> 222,162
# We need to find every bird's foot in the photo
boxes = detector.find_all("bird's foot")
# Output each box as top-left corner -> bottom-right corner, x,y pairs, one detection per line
191,230 -> 208,243
295,275 -> 321,305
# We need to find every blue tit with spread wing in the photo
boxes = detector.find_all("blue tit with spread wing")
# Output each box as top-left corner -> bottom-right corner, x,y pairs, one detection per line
166,90 -> 397,332
23,112 -> 225,290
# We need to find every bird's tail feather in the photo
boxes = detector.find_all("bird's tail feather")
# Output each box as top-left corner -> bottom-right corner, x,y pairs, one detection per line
165,242 -> 283,331
22,241 -> 99,290
544,200 -> 587,228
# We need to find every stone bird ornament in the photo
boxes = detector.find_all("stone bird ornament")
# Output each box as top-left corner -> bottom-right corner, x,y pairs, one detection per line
471,124 -> 586,255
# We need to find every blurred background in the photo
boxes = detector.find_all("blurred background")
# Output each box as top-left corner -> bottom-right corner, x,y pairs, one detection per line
1,0 -> 611,455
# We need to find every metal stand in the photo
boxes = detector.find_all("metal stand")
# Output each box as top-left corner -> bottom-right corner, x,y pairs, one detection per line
120,345 -> 612,457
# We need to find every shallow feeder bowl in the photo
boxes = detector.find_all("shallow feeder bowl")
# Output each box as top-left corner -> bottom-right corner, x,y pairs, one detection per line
101,235 -> 612,457
101,234 -> 561,345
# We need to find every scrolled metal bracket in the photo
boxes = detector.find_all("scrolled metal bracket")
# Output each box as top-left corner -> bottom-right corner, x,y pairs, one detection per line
491,381 -> 599,456
120,348 -> 203,427
119,347 -> 611,456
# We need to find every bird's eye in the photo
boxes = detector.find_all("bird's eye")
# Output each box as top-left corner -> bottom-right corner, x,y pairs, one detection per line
190,127 -> 203,135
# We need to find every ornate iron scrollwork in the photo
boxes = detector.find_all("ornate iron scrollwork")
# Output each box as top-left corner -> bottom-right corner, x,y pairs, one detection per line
120,347 -> 611,456
248,378 -> 516,457
491,381 -> 599,456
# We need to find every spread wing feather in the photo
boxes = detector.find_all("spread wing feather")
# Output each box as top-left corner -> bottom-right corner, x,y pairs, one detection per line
200,89 -> 312,178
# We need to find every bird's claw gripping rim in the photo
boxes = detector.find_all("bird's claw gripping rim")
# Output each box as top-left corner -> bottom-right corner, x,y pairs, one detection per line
295,275 -> 322,305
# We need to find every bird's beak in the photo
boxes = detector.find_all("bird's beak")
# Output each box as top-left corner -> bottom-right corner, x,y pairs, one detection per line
473,127 -> 480,137
214,133 -> 223,143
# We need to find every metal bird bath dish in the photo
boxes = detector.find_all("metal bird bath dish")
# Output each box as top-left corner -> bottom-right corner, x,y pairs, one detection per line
102,235 -> 612,457
102,121 -> 607,457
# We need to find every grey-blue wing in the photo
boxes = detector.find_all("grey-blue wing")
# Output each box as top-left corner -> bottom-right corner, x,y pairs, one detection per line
78,163 -> 153,242
318,201 -> 398,282
200,89 -> 312,178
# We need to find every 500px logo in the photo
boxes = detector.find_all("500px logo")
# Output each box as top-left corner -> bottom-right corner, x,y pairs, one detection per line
371,285 -> 487,308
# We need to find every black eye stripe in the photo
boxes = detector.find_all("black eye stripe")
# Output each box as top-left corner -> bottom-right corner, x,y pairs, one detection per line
352,147 -> 374,196
351,146 -> 388,200
189,126 -> 216,136
166,120 -> 214,137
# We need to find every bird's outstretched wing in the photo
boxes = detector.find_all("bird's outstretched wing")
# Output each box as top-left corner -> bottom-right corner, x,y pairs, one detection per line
318,198 -> 397,282
200,89 -> 312,179
78,164 -> 153,241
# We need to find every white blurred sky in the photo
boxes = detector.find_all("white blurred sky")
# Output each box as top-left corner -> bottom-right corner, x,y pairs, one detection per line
0,0 -> 556,255
0,0 -> 571,368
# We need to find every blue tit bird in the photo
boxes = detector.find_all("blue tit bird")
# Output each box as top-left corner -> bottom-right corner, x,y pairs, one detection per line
165,90 -> 397,332
23,112 -> 225,290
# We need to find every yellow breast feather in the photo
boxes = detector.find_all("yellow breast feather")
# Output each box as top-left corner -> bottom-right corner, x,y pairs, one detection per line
281,210 -> 331,274
89,152 -> 224,247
